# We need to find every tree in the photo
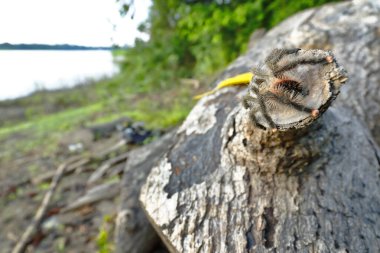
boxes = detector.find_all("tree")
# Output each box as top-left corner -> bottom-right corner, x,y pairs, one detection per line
117,0 -> 339,92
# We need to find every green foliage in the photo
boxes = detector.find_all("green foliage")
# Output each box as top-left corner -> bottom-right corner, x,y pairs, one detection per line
96,228 -> 112,253
55,237 -> 66,253
119,0 -> 339,91
38,182 -> 51,191
120,39 -> 185,93
127,98 -> 192,129
96,215 -> 114,253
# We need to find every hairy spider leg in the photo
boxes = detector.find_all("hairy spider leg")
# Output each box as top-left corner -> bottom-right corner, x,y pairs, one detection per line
250,86 -> 277,129
265,48 -> 301,75
242,94 -> 255,109
250,110 -> 267,130
251,66 -> 271,78
243,89 -> 276,129
265,48 -> 300,66
273,56 -> 329,76
251,67 -> 269,88
265,48 -> 332,78
242,95 -> 264,129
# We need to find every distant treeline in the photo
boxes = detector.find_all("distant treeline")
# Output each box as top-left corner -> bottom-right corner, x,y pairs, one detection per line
0,43 -> 113,50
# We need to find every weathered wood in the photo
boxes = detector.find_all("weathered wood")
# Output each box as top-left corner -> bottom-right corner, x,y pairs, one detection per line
115,130 -> 177,253
140,1 -> 380,252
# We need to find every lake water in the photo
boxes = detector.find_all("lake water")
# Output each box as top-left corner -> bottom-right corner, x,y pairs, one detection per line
0,50 -> 119,100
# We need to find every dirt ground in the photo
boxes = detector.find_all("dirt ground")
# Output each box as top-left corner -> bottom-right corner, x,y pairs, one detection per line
0,125 -> 168,253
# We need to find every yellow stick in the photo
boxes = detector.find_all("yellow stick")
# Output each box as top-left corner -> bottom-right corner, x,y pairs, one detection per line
194,72 -> 253,100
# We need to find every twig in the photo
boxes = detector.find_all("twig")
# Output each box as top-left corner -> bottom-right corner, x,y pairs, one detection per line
62,181 -> 120,213
93,139 -> 127,159
32,157 -> 90,185
11,162 -> 68,253
87,152 -> 129,184
32,141 -> 126,185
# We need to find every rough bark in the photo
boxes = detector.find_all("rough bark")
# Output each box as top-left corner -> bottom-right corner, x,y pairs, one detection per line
140,1 -> 380,253
115,130 -> 176,253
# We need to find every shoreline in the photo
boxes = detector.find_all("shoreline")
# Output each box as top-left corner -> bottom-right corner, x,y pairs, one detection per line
0,42 -> 114,50
0,75 -> 115,125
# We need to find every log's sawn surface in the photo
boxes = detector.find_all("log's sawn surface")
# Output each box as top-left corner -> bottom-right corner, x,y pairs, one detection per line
140,1 -> 380,252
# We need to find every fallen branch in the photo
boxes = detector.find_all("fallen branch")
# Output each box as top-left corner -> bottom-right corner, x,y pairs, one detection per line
32,157 -> 90,185
93,139 -> 127,159
87,152 -> 129,185
61,182 -> 120,212
11,162 -> 68,253
32,141 -> 126,185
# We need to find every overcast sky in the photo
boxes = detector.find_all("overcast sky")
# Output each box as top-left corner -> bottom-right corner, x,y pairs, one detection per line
0,0 -> 151,47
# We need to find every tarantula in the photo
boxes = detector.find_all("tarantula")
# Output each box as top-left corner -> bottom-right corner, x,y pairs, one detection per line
242,48 -> 348,130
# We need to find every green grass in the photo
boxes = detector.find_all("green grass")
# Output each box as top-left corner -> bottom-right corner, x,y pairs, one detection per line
0,78 -> 195,162
0,121 -> 33,137
0,103 -> 103,139
0,103 -> 104,161
1,75 -> 194,134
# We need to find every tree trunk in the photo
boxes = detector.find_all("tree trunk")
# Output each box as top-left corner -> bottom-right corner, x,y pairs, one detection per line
139,1 -> 380,252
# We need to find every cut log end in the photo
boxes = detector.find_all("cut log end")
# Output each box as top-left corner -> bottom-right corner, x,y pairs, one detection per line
244,48 -> 348,131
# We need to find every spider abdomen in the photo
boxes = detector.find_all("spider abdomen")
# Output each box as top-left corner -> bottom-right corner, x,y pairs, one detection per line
271,79 -> 304,99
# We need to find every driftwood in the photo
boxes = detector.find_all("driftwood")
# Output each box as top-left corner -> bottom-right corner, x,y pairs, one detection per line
115,130 -> 176,253
139,1 -> 380,253
12,162 -> 68,253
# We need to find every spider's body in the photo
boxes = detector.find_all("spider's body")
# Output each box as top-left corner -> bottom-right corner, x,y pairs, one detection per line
242,48 -> 348,130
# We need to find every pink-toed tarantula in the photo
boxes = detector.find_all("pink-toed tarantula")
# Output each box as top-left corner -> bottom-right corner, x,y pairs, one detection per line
242,48 -> 348,130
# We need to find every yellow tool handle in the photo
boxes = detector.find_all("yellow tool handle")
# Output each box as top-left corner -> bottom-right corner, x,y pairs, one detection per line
194,72 -> 253,100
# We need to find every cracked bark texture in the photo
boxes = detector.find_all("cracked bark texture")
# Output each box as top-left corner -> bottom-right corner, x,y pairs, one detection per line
140,1 -> 380,253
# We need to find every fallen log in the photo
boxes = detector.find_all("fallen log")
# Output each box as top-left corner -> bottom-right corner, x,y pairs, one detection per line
139,1 -> 380,252
115,130 -> 176,253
